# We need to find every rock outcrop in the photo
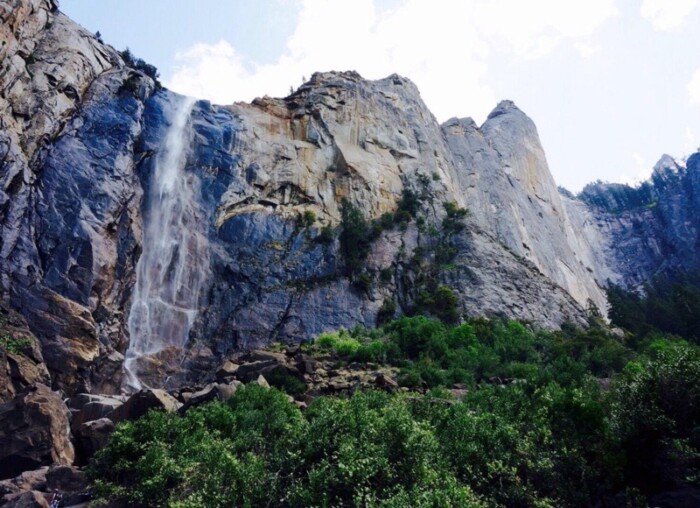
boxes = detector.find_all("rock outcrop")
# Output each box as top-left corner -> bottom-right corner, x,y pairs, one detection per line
0,384 -> 74,480
0,308 -> 50,404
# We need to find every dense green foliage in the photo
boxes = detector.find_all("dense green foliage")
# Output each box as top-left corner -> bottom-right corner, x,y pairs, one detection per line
607,272 -> 700,342
91,315 -> 700,507
90,386 -> 483,507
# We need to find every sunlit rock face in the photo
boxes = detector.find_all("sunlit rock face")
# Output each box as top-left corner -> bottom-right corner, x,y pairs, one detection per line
442,102 -> 609,313
6,0 -> 700,395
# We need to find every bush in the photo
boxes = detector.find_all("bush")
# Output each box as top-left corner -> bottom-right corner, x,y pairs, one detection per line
312,331 -> 362,359
91,388 -> 485,507
265,368 -> 307,396
352,271 -> 373,293
0,335 -> 32,355
379,267 -> 393,284
609,343 -> 700,494
297,209 -> 316,228
89,389 -> 293,507
0,318 -> 32,355
377,298 -> 397,325
396,188 -> 422,219
120,48 -> 161,88
416,285 -> 460,324
317,224 -> 334,244
90,315 -> 700,507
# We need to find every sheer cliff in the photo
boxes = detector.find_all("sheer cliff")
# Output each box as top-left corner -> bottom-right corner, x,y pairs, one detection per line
570,153 -> 700,289
3,0 -> 698,394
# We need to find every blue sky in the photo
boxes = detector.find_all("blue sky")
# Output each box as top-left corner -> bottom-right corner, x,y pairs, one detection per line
62,0 -> 700,192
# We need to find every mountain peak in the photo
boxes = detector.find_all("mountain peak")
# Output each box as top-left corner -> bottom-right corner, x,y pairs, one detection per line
486,99 -> 522,120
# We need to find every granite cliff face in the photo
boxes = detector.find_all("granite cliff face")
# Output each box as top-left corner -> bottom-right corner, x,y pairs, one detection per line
569,153 -> 700,289
442,103 -> 608,313
3,0 -> 699,397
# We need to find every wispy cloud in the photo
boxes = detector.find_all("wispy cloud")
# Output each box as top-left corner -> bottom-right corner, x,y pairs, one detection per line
640,0 -> 699,31
165,0 -> 617,123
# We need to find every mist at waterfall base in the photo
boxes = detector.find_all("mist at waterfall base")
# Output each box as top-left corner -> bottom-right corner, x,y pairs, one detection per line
124,96 -> 210,391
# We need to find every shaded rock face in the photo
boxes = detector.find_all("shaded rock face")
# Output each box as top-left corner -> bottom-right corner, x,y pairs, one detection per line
11,0 -> 692,396
0,384 -> 74,480
572,153 -> 700,289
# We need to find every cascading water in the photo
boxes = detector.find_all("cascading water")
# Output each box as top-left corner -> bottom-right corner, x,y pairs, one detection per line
124,96 -> 209,391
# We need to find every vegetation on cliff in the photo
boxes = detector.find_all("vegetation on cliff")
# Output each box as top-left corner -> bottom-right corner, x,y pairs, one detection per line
607,271 -> 700,342
89,314 -> 700,507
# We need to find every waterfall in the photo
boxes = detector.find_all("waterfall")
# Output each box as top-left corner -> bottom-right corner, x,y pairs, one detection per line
124,96 -> 209,391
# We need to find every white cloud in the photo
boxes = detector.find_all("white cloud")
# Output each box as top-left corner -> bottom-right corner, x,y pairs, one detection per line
619,152 -> 652,186
573,41 -> 602,59
640,0 -> 699,31
472,0 -> 618,59
165,0 -> 618,123
689,68 -> 700,106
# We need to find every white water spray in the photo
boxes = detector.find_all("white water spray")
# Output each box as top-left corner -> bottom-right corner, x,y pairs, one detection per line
124,96 -> 209,390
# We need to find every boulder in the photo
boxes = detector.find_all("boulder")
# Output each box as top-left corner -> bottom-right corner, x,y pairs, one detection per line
107,388 -> 181,424
374,373 -> 398,391
67,392 -> 126,411
75,418 -> 114,461
215,360 -> 239,380
0,467 -> 48,500
0,384 -> 74,480
2,490 -> 49,508
178,382 -> 238,412
235,360 -> 279,382
294,354 -> 317,375
69,395 -> 123,430
45,465 -> 87,493
244,350 -> 287,364
255,375 -> 270,389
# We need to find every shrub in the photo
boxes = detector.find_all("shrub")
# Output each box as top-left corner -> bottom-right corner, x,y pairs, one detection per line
395,188 -> 421,220
352,271 -> 373,293
297,209 -> 316,228
0,318 -> 32,355
0,335 -> 32,355
265,368 -> 307,396
609,343 -> 700,494
317,224 -> 334,244
339,199 -> 372,280
377,298 -> 397,325
416,285 -> 460,324
119,48 -> 161,89
379,267 -> 393,284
